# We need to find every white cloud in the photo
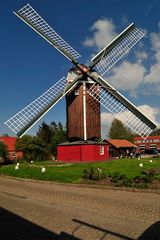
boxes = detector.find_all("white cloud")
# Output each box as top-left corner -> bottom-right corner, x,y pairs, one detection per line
140,22 -> 160,94
101,112 -> 114,126
100,105 -> 159,138
83,18 -> 116,50
144,63 -> 160,84
137,105 -> 159,124
106,61 -> 146,96
150,32 -> 160,51
101,112 -> 114,138
144,28 -> 160,88
155,50 -> 160,62
135,51 -> 148,63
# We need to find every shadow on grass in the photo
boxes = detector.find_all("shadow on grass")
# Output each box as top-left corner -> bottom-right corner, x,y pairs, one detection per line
0,208 -> 80,240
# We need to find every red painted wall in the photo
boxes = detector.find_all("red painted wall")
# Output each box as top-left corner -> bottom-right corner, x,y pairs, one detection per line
57,144 -> 109,162
0,136 -> 23,160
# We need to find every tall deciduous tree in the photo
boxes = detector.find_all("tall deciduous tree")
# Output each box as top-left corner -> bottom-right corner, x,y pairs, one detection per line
15,135 -> 47,161
0,141 -> 8,160
36,122 -> 53,144
50,129 -> 67,156
36,121 -> 67,157
109,119 -> 133,142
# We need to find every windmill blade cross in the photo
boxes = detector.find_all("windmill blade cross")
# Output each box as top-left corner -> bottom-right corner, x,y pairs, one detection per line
90,23 -> 145,76
87,75 -> 157,138
14,3 -> 81,62
4,76 -> 81,137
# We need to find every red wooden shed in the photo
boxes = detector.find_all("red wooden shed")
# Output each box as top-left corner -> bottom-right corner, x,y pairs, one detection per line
57,140 -> 109,162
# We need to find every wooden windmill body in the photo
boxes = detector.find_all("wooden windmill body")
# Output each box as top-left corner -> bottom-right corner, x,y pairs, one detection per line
66,65 -> 100,141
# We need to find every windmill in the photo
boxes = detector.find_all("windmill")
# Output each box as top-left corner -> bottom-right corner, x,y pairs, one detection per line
5,4 -> 157,161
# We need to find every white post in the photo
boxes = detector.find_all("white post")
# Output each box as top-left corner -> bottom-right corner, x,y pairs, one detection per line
83,82 -> 87,141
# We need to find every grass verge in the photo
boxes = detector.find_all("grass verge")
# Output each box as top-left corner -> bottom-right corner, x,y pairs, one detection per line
0,158 -> 160,184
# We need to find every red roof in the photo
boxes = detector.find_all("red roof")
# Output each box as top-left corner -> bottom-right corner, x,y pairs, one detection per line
134,135 -> 160,140
105,139 -> 136,148
0,136 -> 17,151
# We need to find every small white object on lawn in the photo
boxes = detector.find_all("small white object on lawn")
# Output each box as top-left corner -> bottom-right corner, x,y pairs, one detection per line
139,163 -> 143,167
41,167 -> 46,173
15,165 -> 19,170
31,161 -> 33,164
17,162 -> 20,166
149,160 -> 153,163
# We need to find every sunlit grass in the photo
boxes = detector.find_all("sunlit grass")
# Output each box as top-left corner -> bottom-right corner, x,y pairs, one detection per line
0,158 -> 160,183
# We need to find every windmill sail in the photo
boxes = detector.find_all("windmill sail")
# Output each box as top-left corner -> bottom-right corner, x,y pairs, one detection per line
14,4 -> 81,62
5,4 -> 157,139
4,76 -> 80,137
90,23 -> 144,76
87,75 -> 157,138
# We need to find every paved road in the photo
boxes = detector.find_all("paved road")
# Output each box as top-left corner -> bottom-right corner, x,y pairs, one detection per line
0,176 -> 160,240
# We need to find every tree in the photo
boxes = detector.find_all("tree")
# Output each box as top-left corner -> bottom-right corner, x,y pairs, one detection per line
36,122 -> 53,144
50,121 -> 58,135
15,135 -> 47,161
151,128 -> 160,136
0,141 -> 8,160
109,119 -> 134,142
50,129 -> 67,156
57,121 -> 63,131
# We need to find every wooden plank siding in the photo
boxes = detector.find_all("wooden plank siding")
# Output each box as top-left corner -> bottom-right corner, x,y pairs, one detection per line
66,83 -> 100,140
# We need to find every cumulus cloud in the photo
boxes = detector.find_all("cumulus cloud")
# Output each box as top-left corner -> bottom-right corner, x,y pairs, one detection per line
150,32 -> 160,51
83,18 -> 117,50
101,112 -> 114,138
144,28 -> 160,90
135,51 -> 148,63
137,105 -> 159,124
106,61 -> 146,96
83,18 -> 148,96
100,105 -> 159,138
144,63 -> 160,84
83,18 -> 160,97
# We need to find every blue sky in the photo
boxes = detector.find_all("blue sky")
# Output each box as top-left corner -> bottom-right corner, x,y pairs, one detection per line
0,0 -> 160,138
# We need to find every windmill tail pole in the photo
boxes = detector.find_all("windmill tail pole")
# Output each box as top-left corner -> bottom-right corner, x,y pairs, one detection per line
83,82 -> 87,141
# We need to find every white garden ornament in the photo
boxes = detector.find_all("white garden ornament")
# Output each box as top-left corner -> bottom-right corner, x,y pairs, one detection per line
41,167 -> 46,173
139,163 -> 143,167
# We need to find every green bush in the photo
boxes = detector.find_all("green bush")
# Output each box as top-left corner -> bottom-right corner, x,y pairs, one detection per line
83,167 -> 105,181
141,169 -> 156,183
109,171 -> 151,188
109,172 -> 125,183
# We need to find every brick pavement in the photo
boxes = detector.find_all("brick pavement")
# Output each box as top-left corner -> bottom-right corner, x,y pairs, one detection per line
0,176 -> 160,239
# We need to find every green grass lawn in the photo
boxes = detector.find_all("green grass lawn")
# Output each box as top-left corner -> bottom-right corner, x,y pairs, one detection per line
0,158 -> 160,184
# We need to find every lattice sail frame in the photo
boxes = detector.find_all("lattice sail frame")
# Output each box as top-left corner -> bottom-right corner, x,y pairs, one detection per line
91,24 -> 144,76
4,77 -> 75,137
14,3 -> 81,61
87,82 -> 156,138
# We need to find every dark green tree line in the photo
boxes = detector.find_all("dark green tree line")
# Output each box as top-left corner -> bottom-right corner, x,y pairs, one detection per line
15,121 -> 67,161
109,119 -> 134,142
0,141 -> 8,160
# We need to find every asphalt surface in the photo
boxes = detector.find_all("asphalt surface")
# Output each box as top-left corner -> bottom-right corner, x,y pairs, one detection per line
0,176 -> 160,240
